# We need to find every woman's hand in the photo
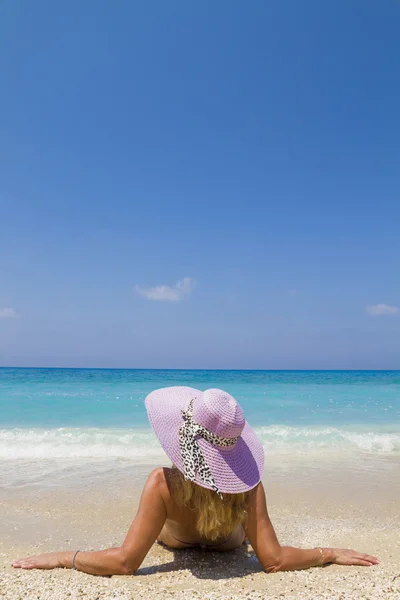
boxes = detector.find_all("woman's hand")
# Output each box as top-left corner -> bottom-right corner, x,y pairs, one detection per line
12,552 -> 62,570
327,548 -> 379,567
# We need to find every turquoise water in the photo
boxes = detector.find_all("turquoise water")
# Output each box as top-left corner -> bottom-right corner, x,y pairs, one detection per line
1,369 -> 400,463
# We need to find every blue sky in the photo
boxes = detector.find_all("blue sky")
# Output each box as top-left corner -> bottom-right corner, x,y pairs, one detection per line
1,1 -> 399,369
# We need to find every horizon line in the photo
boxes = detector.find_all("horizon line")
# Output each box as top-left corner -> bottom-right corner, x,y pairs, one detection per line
0,366 -> 399,372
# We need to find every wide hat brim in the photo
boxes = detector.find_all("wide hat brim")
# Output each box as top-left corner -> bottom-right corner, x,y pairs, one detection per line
145,386 -> 264,494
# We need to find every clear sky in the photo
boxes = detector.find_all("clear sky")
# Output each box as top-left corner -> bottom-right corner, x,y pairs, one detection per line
1,1 -> 399,369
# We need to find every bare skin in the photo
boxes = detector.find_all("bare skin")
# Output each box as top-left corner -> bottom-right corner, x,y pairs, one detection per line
12,467 -> 379,575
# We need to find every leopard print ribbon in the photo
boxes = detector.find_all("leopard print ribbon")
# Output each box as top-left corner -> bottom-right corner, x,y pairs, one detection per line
179,399 -> 240,499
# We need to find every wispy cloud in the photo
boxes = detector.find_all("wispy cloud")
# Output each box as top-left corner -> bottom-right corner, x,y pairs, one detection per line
365,304 -> 399,316
0,307 -> 18,319
135,277 -> 195,302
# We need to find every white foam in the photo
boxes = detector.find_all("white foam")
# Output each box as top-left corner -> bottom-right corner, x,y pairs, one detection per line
341,431 -> 400,453
255,425 -> 400,454
0,427 -> 164,460
0,425 -> 399,461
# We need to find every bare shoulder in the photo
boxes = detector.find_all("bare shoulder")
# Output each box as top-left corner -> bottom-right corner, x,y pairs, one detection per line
248,481 -> 264,501
145,467 -> 171,499
247,482 -> 268,515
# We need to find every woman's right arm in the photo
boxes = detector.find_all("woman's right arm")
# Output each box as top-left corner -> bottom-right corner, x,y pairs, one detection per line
245,483 -> 379,573
13,468 -> 168,575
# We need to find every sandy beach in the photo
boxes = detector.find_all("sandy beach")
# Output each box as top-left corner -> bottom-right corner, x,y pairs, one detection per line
1,455 -> 399,600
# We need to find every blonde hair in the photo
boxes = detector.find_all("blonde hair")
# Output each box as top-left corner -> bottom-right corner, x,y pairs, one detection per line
169,466 -> 249,541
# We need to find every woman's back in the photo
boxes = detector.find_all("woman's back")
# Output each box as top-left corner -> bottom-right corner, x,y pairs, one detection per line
156,467 -> 248,550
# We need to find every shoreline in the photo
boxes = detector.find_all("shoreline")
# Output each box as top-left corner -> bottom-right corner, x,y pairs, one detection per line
1,458 -> 400,599
1,446 -> 399,489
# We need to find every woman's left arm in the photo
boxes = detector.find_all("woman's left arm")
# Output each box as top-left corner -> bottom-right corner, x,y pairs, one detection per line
12,468 -> 167,576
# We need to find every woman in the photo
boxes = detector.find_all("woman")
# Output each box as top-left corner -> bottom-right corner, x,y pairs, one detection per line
12,387 -> 379,574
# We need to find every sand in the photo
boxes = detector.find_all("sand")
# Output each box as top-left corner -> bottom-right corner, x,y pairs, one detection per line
1,455 -> 400,599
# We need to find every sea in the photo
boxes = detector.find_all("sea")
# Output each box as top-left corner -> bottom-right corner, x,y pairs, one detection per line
1,368 -> 399,490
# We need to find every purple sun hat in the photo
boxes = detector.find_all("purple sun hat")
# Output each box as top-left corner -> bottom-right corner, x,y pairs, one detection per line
145,386 -> 264,495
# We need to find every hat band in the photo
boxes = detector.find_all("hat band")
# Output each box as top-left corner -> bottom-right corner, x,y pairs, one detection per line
179,398 -> 240,498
